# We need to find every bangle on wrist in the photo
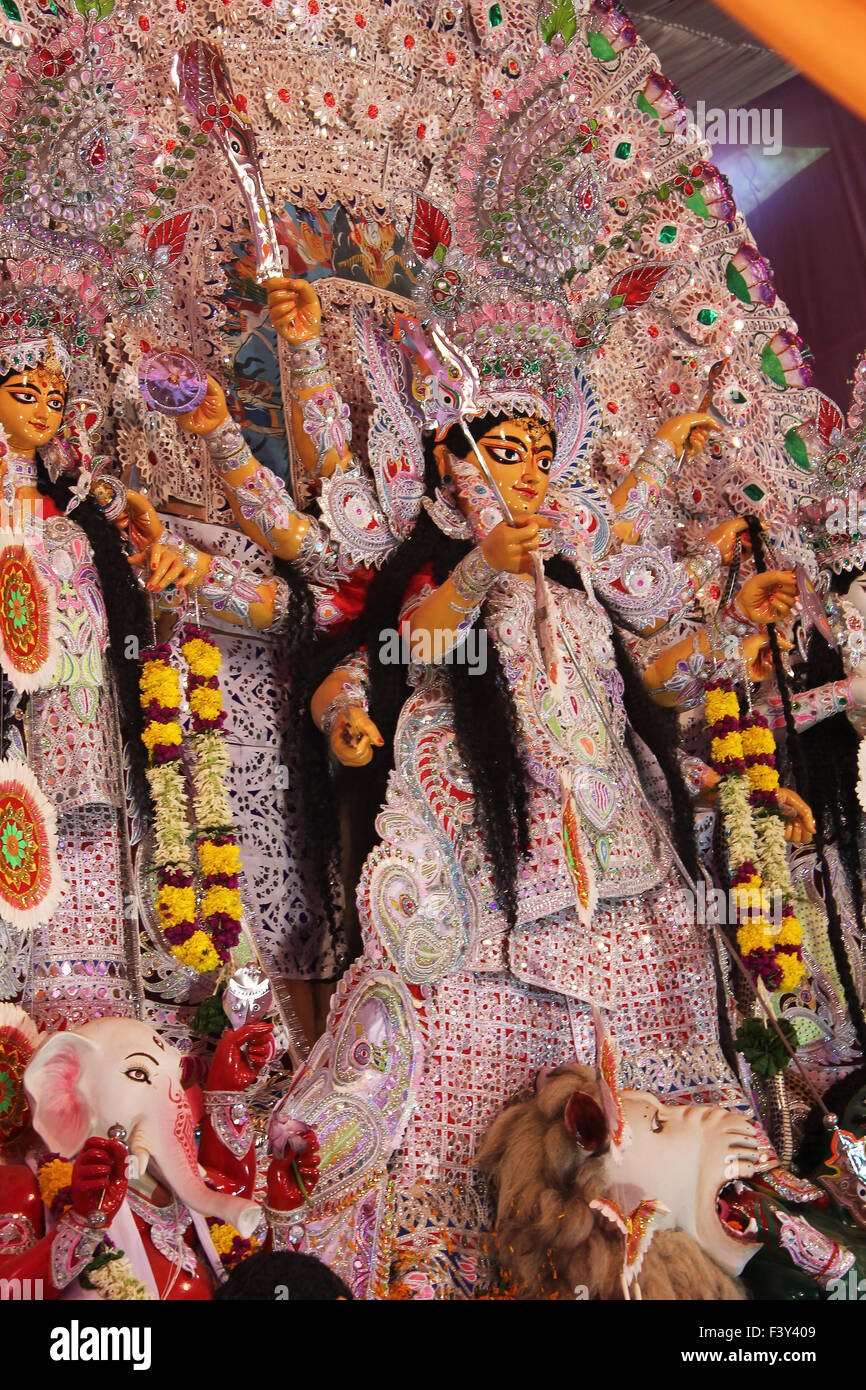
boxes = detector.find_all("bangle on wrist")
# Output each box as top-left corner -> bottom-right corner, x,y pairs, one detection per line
684,542 -> 723,595
158,529 -> 200,570
320,682 -> 368,740
635,436 -> 677,487
451,546 -> 499,606
206,417 -> 250,473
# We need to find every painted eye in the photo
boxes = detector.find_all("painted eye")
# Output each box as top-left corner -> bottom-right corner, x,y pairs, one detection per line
487,446 -> 522,465
537,455 -> 553,474
124,1066 -> 151,1084
650,1110 -> 666,1133
47,398 -> 64,412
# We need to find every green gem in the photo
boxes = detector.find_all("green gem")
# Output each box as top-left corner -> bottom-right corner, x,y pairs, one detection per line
697,308 -> 718,326
614,141 -> 632,161
730,390 -> 746,405
488,2 -> 502,26
743,484 -> 765,502
1,0 -> 22,21
658,224 -> 677,245
0,1066 -> 14,1117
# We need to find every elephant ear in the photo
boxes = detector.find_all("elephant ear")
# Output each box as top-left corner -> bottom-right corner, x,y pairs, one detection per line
24,1031 -> 99,1157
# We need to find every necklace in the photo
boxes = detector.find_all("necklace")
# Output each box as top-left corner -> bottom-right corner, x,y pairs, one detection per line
126,1187 -> 197,1274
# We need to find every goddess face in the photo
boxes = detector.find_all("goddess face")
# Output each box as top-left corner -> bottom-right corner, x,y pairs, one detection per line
606,1092 -> 764,1276
0,369 -> 67,455
438,416 -> 554,523
845,573 -> 866,620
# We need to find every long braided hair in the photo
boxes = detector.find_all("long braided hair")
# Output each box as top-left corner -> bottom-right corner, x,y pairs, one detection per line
300,414 -> 698,927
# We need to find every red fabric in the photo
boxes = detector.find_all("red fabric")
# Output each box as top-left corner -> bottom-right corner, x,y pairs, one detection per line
315,564 -> 374,631
399,563 -> 436,624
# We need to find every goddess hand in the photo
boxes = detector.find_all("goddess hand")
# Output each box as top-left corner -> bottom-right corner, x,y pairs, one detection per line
736,571 -> 797,626
121,487 -> 162,552
266,276 -> 321,345
777,787 -> 815,844
330,708 -> 384,767
850,676 -> 866,706
71,1137 -> 128,1223
178,375 -> 230,436
655,410 -> 720,458
130,542 -> 196,593
707,517 -> 752,565
742,631 -> 793,684
481,517 -> 553,575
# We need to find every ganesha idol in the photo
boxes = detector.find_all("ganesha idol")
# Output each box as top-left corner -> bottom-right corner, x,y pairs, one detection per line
478,1051 -> 857,1301
0,1007 -> 319,1299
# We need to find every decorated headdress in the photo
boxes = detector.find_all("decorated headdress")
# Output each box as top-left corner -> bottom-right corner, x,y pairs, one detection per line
797,363 -> 866,575
0,267 -> 107,386
0,8 -> 200,322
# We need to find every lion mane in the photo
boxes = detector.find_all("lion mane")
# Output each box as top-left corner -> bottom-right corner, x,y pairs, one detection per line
477,1063 -> 745,1301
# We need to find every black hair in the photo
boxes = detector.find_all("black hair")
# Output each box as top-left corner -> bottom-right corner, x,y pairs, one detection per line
34,455 -> 153,796
0,367 -> 153,795
212,1250 -> 354,1300
300,412 -> 698,929
746,518 -> 866,1058
796,1066 -> 866,1175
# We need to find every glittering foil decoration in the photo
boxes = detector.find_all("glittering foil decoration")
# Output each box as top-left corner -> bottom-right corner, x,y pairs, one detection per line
138,347 -> 207,416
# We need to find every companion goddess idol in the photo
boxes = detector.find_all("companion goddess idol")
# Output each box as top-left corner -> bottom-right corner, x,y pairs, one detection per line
267,283 -> 782,1297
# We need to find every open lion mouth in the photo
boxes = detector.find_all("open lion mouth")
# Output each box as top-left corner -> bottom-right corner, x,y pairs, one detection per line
716,1180 -> 760,1241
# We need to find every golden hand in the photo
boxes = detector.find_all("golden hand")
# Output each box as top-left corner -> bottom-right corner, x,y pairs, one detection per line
266,276 -> 322,345
330,708 -> 384,768
178,375 -> 230,436
656,410 -> 721,458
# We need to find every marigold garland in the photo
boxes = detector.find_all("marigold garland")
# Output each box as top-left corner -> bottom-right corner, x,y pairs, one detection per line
207,1218 -> 260,1271
139,624 -> 245,973
706,679 -> 805,994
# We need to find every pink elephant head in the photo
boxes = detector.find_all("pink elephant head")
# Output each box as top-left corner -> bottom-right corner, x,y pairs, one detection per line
24,1016 -> 260,1237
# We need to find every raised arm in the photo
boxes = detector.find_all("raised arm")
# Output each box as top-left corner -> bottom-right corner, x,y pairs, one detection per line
266,275 -> 353,481
177,377 -> 348,592
610,411 -> 719,544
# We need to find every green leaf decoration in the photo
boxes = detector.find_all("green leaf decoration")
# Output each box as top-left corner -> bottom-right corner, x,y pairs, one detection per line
761,343 -> 788,389
191,985 -> 229,1038
587,30 -> 616,61
683,191 -> 710,219
784,428 -> 811,471
735,1017 -> 798,1079
538,0 -> 578,48
725,261 -> 751,304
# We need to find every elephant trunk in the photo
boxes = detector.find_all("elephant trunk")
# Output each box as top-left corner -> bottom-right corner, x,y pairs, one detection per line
130,1100 -> 260,1238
